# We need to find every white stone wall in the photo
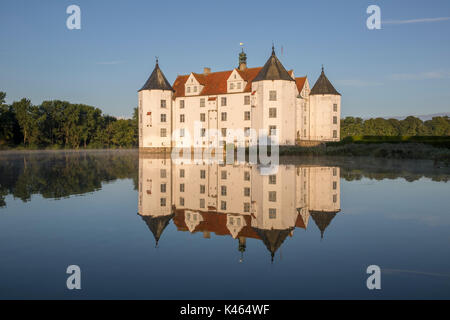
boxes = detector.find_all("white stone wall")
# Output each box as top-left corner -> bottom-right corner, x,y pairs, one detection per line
139,89 -> 173,148
309,94 -> 341,141
251,80 -> 297,145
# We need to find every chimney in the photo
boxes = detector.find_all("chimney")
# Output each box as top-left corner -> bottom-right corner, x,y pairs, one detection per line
203,67 -> 211,75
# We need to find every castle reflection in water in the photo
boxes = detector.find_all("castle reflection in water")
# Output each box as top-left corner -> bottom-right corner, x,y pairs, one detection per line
138,155 -> 341,262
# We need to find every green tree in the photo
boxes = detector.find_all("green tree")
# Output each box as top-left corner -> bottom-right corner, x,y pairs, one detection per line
11,98 -> 39,145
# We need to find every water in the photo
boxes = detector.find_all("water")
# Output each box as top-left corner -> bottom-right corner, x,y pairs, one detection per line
0,150 -> 449,299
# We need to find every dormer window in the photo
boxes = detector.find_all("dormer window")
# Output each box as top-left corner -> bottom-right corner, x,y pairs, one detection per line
194,86 -> 197,92
187,87 -> 191,93
230,83 -> 234,90
237,82 -> 241,89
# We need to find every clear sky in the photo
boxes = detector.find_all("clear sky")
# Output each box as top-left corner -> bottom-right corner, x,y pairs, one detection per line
1,0 -> 450,118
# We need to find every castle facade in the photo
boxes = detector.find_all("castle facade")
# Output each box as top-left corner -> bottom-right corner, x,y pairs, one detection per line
138,47 -> 341,151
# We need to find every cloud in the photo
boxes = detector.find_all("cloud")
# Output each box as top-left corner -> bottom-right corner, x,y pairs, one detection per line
383,17 -> 450,25
96,61 -> 123,65
336,79 -> 383,87
389,71 -> 450,81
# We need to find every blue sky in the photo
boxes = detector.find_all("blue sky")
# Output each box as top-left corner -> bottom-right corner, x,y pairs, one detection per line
1,0 -> 450,118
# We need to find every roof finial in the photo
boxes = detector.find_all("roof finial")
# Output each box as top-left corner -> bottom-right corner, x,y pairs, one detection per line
321,64 -> 324,73
155,56 -> 159,66
271,42 -> 275,56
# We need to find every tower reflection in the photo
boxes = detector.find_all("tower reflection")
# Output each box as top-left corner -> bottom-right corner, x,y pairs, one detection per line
138,155 -> 340,261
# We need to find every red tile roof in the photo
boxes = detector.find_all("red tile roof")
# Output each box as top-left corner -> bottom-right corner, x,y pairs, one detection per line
173,67 -> 263,98
295,77 -> 307,93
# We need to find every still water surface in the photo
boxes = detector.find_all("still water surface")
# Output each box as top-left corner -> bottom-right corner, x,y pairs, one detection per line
0,150 -> 449,299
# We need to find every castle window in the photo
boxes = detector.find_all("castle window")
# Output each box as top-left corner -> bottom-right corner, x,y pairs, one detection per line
160,184 -> 166,193
244,171 -> 250,181
221,112 -> 227,121
269,108 -> 277,118
200,170 -> 206,179
200,113 -> 206,122
333,104 -> 338,112
333,130 -> 337,138
221,170 -> 227,179
269,126 -> 277,136
221,97 -> 227,106
180,114 -> 185,123
244,187 -> 250,197
200,185 -> 205,194
180,100 -> 185,108
244,202 -> 250,213
333,194 -> 337,203
221,186 -> 227,196
221,128 -> 227,137
200,198 -> 205,208
180,169 -> 185,178
160,128 -> 167,137
160,114 -> 166,122
201,128 -> 206,137
221,201 -> 227,210
160,198 -> 166,207
244,96 -> 250,105
180,128 -> 185,137
160,169 -> 166,178
333,168 -> 337,176
269,90 -> 277,101
180,197 -> 184,206
180,183 -> 185,192
200,98 -> 205,107
304,117 -> 307,125
333,116 -> 337,124
161,100 -> 166,108
244,127 -> 250,137
333,181 -> 337,190
269,208 -> 276,219
269,175 -> 276,185
268,191 -> 277,202
244,111 -> 250,121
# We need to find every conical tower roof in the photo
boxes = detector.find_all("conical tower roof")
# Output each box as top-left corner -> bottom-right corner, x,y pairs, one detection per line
253,46 -> 294,82
254,227 -> 293,262
310,66 -> 340,95
310,211 -> 337,239
140,213 -> 175,246
139,59 -> 174,92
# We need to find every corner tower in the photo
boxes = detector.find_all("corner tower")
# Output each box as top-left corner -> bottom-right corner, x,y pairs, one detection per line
251,46 -> 297,145
309,66 -> 341,141
138,59 -> 174,151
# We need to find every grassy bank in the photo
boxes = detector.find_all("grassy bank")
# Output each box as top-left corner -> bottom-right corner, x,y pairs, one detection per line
279,136 -> 450,164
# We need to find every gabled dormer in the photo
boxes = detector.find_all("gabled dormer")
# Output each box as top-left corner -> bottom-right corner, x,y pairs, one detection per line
227,69 -> 246,93
185,73 -> 204,96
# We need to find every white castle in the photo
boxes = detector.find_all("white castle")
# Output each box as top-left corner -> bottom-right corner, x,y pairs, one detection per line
138,47 -> 341,151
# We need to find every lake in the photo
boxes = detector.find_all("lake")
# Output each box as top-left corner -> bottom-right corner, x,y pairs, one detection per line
0,150 -> 449,299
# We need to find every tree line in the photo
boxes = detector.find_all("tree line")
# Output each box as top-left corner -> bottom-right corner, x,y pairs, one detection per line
0,151 -> 138,208
0,92 -> 138,149
341,116 -> 450,137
